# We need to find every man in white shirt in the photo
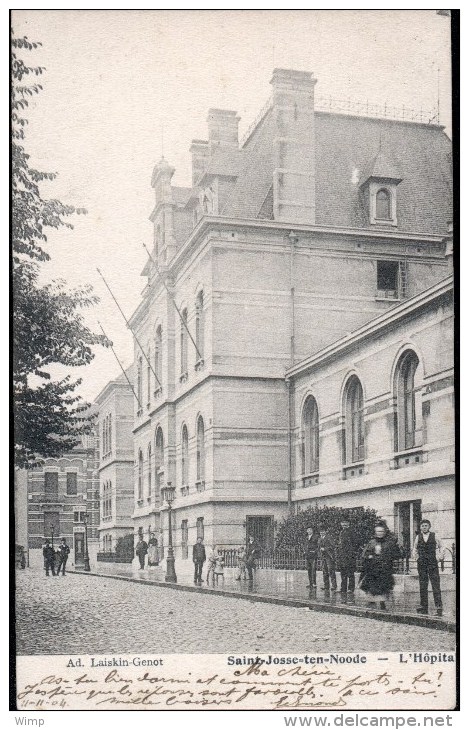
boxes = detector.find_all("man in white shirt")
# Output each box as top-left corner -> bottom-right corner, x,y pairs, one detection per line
412,519 -> 443,617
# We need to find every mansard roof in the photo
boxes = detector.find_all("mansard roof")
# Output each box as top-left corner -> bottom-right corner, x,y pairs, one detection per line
203,107 -> 451,236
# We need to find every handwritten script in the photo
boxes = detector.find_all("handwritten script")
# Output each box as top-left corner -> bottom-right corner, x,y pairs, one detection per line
16,654 -> 455,711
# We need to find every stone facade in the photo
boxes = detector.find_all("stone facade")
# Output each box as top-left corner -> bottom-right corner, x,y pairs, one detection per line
96,371 -> 135,551
287,276 -> 455,553
128,69 -> 453,560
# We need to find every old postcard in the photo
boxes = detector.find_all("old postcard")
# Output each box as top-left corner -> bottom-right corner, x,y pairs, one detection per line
12,9 -> 456,714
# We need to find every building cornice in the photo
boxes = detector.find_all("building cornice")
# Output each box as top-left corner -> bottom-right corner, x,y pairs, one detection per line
286,275 -> 453,379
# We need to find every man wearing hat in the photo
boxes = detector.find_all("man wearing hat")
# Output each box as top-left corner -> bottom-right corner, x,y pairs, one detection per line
55,538 -> 70,576
413,518 -> 443,616
304,525 -> 319,588
43,540 -> 56,576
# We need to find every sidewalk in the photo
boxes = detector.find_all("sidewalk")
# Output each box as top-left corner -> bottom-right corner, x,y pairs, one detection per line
75,558 -> 456,632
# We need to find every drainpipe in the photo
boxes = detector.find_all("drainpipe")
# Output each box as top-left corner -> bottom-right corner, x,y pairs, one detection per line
287,231 -> 297,513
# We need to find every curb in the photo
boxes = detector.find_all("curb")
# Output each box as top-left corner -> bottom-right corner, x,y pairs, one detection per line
72,570 -> 455,633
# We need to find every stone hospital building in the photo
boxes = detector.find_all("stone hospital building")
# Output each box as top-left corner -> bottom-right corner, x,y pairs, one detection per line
112,69 -> 453,557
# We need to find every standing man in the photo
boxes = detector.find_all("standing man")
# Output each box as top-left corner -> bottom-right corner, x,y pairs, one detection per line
192,536 -> 206,584
135,535 -> 148,570
336,517 -> 359,595
43,540 -> 56,577
317,527 -> 337,592
413,519 -> 443,616
55,538 -> 70,576
246,535 -> 260,581
304,525 -> 319,588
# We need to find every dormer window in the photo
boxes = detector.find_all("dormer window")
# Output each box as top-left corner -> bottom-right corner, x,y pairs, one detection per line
376,188 -> 391,220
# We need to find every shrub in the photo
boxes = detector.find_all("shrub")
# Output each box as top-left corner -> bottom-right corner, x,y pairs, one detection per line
115,533 -> 135,559
275,505 -> 380,552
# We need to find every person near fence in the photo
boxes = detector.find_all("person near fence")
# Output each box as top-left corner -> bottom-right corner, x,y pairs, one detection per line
206,545 -> 217,583
193,536 -> 206,585
135,536 -> 148,570
213,548 -> 225,585
336,518 -> 359,595
43,540 -> 56,576
246,535 -> 260,581
304,526 -> 319,588
55,538 -> 70,576
235,545 -> 247,580
318,528 -> 337,591
412,519 -> 443,617
359,520 -> 401,610
148,533 -> 159,567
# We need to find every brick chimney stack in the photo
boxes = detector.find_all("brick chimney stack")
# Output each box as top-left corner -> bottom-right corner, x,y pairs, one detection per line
270,68 -> 317,224
207,109 -> 240,154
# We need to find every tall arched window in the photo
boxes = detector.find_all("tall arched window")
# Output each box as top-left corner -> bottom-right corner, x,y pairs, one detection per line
137,357 -> 143,410
155,427 -> 164,496
181,424 -> 189,486
344,376 -> 364,464
147,443 -> 152,498
137,449 -> 143,500
302,396 -> 320,475
395,351 -> 422,450
196,416 -> 205,482
195,291 -> 204,362
180,309 -> 188,375
376,188 -> 391,220
108,415 -> 112,456
155,325 -> 163,391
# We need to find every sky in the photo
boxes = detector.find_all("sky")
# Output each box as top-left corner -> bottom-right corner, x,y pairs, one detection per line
12,9 -> 452,402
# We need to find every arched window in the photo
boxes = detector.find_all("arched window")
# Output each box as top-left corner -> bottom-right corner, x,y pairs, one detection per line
102,419 -> 106,458
344,376 -> 364,464
302,396 -> 320,475
376,188 -> 391,220
181,424 -> 189,486
155,325 -> 163,391
195,291 -> 204,362
147,443 -> 152,498
108,415 -> 112,456
155,427 -> 164,496
138,450 -> 143,501
137,357 -> 143,410
196,416 -> 205,482
395,351 -> 422,451
180,309 -> 188,375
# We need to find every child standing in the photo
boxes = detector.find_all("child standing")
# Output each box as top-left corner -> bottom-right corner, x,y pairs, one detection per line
235,546 -> 247,580
206,545 -> 217,584
213,548 -> 225,585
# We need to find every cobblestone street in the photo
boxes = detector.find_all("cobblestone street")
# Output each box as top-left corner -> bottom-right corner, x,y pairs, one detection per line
16,568 -> 455,656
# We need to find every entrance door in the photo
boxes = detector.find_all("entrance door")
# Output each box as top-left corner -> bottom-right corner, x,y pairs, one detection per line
74,532 -> 85,565
245,516 -> 274,550
394,500 -> 422,555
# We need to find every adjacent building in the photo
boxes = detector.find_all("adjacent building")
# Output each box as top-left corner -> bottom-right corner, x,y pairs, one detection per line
96,370 -> 135,551
127,68 -> 453,557
25,427 -> 100,566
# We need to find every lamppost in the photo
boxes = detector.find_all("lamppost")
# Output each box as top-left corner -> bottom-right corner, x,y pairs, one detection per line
82,512 -> 91,572
161,482 -> 177,583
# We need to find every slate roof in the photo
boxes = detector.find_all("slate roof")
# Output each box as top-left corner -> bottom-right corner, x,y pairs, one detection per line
172,186 -> 192,206
191,107 -> 452,236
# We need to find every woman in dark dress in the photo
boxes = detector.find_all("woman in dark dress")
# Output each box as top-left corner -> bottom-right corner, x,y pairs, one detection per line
359,520 -> 401,610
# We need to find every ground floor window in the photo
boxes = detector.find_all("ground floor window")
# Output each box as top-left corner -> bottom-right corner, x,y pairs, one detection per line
394,499 -> 422,557
196,517 -> 204,540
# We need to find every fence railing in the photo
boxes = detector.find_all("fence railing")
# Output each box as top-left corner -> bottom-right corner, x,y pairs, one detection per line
221,545 -> 456,574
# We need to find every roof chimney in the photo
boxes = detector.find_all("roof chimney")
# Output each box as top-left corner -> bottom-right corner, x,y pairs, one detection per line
190,139 -> 210,186
207,109 -> 240,154
270,68 -> 317,224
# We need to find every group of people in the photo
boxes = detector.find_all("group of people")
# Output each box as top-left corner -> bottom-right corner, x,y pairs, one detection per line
135,533 -> 160,569
134,518 -> 444,617
42,538 -> 70,576
193,535 -> 260,585
305,517 -> 443,615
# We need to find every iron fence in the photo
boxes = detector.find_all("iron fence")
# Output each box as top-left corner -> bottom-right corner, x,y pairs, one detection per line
221,546 -> 456,574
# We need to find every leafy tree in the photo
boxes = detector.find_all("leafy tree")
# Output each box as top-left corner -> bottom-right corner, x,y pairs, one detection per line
275,505 -> 380,552
12,32 -> 108,468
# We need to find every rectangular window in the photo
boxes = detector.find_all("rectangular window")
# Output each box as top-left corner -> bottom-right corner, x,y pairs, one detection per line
377,260 -> 399,298
196,517 -> 204,540
66,472 -> 78,495
44,472 -> 59,496
44,511 -> 60,537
